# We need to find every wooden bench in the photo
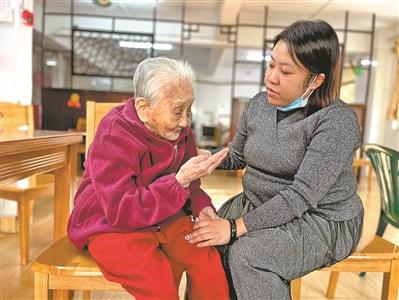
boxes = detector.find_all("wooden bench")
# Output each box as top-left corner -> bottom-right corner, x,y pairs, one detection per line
31,236 -> 125,299
291,235 -> 399,300
31,102 -> 125,299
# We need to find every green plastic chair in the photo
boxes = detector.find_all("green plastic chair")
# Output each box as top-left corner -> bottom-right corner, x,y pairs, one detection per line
365,144 -> 399,235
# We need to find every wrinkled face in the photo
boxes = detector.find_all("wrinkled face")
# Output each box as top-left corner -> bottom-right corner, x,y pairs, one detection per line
264,40 -> 312,107
143,80 -> 194,141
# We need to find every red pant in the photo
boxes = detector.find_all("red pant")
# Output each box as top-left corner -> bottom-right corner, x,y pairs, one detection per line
88,216 -> 229,299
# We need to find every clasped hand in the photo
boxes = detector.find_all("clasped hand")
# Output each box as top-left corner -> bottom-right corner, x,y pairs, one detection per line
186,207 -> 231,248
175,148 -> 229,188
176,148 -> 231,247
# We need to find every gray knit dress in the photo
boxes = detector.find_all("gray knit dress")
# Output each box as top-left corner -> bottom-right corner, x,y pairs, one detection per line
217,92 -> 364,300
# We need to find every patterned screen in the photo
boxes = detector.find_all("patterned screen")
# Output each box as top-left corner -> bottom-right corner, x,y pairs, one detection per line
72,29 -> 154,78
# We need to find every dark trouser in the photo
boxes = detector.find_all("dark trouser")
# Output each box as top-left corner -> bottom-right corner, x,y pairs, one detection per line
217,193 -> 363,300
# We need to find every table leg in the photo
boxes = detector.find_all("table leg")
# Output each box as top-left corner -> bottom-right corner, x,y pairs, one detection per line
53,164 -> 70,241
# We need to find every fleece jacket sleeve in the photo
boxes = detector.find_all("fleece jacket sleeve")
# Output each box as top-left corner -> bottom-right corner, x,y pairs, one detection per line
185,129 -> 215,216
87,132 -> 190,229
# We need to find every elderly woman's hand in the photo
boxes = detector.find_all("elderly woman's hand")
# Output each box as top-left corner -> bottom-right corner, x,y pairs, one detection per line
198,206 -> 218,221
176,148 -> 229,188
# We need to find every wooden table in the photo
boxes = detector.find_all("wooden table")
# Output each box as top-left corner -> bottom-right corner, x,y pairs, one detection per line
0,130 -> 83,240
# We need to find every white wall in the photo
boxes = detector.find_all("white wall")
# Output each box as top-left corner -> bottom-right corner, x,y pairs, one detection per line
0,0 -> 33,105
0,0 -> 34,217
365,24 -> 399,150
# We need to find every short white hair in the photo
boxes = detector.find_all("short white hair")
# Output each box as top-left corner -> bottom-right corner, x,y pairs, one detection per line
133,57 -> 195,104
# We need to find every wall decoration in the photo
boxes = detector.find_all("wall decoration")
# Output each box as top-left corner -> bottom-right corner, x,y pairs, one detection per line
21,9 -> 33,26
67,93 -> 81,109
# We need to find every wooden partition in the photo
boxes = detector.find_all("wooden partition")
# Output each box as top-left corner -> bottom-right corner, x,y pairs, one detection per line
349,103 -> 366,145
229,97 -> 250,141
42,88 -> 132,131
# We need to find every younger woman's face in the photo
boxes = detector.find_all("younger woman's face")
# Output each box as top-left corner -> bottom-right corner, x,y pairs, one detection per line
264,40 -> 313,107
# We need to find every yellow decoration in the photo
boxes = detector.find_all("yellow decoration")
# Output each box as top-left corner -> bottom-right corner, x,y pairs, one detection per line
67,93 -> 81,109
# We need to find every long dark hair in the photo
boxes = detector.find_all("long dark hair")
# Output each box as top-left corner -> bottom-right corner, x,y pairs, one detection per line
273,20 -> 340,110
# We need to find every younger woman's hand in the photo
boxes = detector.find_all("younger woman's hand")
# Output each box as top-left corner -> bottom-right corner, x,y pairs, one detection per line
188,218 -> 230,247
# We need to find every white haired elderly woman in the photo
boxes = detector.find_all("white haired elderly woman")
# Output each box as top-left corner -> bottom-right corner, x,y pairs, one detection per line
67,57 -> 229,299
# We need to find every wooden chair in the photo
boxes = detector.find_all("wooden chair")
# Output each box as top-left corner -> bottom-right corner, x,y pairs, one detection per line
85,101 -> 122,154
32,236 -> 124,300
68,117 -> 87,170
31,101 -> 125,299
291,145 -> 399,300
290,236 -> 398,300
0,102 -> 54,265
365,144 -> 399,236
74,117 -> 87,157
353,152 -> 373,189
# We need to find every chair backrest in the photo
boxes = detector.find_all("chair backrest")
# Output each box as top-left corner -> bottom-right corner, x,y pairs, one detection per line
365,144 -> 399,228
85,101 -> 123,155
75,117 -> 86,132
0,102 -> 34,136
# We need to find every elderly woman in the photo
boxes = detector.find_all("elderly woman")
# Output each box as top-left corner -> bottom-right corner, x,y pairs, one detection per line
67,57 -> 229,299
188,20 -> 364,299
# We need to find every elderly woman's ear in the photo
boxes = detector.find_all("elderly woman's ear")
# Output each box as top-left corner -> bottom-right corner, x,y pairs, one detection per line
135,97 -> 149,123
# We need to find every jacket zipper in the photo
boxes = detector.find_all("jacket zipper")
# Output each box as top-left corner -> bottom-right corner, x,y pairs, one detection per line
173,144 -> 178,159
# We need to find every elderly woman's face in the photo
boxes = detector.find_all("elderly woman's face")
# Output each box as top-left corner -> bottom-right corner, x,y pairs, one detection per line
264,40 -> 312,107
144,80 -> 194,141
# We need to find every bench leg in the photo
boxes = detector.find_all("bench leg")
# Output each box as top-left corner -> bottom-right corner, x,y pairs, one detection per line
82,291 -> 91,300
290,278 -> 301,300
326,271 -> 340,299
34,272 -> 49,300
382,258 -> 398,300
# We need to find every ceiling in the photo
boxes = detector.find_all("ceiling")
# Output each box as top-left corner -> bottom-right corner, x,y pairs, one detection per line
43,0 -> 399,29
37,0 -> 398,81
237,0 -> 399,19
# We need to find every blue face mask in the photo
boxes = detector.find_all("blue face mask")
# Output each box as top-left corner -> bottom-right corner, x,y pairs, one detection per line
276,75 -> 318,112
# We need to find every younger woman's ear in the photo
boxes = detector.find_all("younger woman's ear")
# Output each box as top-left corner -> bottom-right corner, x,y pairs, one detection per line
312,73 -> 325,89
135,97 -> 149,122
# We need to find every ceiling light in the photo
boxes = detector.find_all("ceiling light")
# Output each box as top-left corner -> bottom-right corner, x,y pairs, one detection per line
246,54 -> 271,62
45,59 -> 57,66
119,41 -> 172,51
360,59 -> 378,67
153,43 -> 173,51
